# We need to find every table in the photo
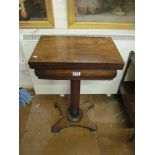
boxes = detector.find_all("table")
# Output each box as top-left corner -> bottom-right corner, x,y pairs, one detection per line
28,36 -> 124,133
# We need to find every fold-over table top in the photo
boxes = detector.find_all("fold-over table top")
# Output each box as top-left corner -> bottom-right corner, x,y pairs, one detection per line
28,36 -> 124,70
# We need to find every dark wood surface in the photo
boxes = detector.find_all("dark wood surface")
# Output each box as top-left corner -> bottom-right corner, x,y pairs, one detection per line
119,81 -> 135,125
35,69 -> 117,80
28,36 -> 125,131
120,81 -> 135,114
28,36 -> 124,70
117,51 -> 135,127
70,80 -> 80,117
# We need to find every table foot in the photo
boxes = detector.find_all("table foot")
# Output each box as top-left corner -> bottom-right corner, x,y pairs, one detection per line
51,101 -> 97,133
67,109 -> 83,122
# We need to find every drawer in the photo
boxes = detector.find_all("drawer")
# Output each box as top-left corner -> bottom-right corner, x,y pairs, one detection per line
35,69 -> 117,80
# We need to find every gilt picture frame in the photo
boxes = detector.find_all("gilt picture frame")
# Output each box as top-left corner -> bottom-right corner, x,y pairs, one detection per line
19,0 -> 54,29
68,0 -> 135,29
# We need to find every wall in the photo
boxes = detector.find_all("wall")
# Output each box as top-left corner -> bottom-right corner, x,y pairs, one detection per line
19,0 -> 135,94
19,41 -> 33,88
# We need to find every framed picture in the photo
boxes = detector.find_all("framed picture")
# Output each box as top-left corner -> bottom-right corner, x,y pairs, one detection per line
68,0 -> 135,29
19,0 -> 54,28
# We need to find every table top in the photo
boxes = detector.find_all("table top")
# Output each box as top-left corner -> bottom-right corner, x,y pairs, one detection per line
28,36 -> 124,70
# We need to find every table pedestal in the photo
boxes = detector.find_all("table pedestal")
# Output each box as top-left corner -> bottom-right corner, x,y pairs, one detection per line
51,80 -> 97,133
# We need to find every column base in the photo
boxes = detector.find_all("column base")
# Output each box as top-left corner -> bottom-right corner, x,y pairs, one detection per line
67,109 -> 83,122
51,100 -> 97,133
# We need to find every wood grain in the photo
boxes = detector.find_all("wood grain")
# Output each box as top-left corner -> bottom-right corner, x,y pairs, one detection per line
35,69 -> 117,80
28,36 -> 125,128
28,36 -> 124,70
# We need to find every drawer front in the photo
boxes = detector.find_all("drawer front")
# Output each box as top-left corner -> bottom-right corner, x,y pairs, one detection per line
35,69 -> 117,80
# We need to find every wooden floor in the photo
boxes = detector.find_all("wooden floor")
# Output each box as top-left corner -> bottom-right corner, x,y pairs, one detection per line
19,94 -> 134,155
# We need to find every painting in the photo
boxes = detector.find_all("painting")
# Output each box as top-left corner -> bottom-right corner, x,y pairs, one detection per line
68,0 -> 135,29
19,0 -> 54,28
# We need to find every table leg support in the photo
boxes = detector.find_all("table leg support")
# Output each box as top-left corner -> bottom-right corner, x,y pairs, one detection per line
51,80 -> 97,133
67,80 -> 83,121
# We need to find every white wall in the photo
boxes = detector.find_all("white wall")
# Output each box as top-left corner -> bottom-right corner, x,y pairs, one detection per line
19,0 -> 135,94
19,42 -> 33,88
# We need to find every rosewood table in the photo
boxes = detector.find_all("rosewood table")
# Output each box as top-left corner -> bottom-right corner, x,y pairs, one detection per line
28,36 -> 124,133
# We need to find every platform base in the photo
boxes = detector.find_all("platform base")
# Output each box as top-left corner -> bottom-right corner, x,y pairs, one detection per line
51,99 -> 97,133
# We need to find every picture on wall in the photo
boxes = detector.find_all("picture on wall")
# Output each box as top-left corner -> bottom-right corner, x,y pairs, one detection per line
68,0 -> 135,29
75,0 -> 135,23
19,0 -> 47,21
19,0 -> 54,28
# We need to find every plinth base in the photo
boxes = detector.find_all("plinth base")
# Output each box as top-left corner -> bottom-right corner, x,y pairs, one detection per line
51,100 -> 97,133
67,109 -> 83,122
